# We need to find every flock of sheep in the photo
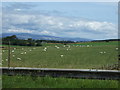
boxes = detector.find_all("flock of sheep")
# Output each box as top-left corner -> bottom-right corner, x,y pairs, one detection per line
1,44 -> 119,63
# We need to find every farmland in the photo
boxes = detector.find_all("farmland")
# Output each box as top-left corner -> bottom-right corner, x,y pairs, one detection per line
1,41 -> 119,88
1,41 -> 119,69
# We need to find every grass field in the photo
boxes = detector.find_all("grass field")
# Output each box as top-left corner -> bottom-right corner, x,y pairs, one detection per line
1,41 -> 118,69
2,75 -> 118,88
1,41 -> 119,88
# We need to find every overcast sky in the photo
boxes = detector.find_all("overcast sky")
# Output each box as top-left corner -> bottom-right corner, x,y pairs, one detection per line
2,2 -> 118,40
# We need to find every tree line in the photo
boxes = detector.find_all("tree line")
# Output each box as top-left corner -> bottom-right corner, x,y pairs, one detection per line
2,35 -> 74,46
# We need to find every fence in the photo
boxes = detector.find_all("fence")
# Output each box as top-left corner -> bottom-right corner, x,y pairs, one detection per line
1,67 -> 120,80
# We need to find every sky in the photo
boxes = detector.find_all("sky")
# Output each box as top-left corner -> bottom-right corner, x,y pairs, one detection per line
2,2 -> 118,40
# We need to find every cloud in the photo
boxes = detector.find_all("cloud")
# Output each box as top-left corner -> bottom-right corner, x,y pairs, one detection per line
14,8 -> 22,11
40,30 -> 56,36
6,26 -> 34,33
2,3 -> 117,40
8,29 -> 33,33
2,3 -> 36,11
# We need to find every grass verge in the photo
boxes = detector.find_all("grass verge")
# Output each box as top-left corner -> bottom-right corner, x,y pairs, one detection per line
2,75 -> 118,88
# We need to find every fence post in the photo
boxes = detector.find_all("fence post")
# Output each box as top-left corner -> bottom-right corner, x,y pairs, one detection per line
8,41 -> 11,68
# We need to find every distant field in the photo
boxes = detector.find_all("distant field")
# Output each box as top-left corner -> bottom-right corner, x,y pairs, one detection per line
2,75 -> 118,88
1,41 -> 119,69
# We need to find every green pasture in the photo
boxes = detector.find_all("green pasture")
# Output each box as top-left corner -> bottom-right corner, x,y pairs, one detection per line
72,41 -> 118,46
1,41 -> 118,69
2,75 -> 118,88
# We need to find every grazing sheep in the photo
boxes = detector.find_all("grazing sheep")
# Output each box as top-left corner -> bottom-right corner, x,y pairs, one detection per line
100,51 -> 106,54
87,45 -> 90,47
68,45 -> 70,48
60,55 -> 64,57
116,48 -> 118,50
55,46 -> 59,49
43,49 -> 47,51
43,47 -> 47,51
17,58 -> 21,60
43,48 -> 47,51
12,50 -> 14,53
99,52 -> 103,54
103,51 -> 106,53
63,45 -> 66,47
44,47 -> 47,50
6,59 -> 8,61
14,48 -> 16,50
56,47 -> 59,49
24,52 -> 27,54
55,45 -> 57,47
13,55 -> 15,57
21,53 -> 24,55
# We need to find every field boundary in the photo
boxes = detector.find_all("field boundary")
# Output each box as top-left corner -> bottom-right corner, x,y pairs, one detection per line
1,67 -> 120,80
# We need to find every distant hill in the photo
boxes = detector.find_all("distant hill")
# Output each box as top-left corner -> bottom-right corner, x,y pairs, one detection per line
92,39 -> 120,42
2,33 -> 92,42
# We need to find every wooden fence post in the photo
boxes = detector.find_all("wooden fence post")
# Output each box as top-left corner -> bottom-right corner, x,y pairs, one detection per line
8,41 -> 11,68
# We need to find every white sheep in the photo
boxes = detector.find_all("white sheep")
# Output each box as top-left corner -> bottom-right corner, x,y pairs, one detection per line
14,48 -> 16,50
21,53 -> 24,55
87,45 -> 90,47
63,45 -> 66,47
17,58 -> 21,60
116,48 -> 118,50
56,47 -> 59,49
12,50 -> 14,53
103,51 -> 106,53
43,47 -> 47,51
6,59 -> 8,61
68,45 -> 70,48
44,47 -> 47,50
99,52 -> 103,54
55,46 -> 59,49
43,49 -> 47,51
55,45 -> 57,47
60,55 -> 64,57
13,55 -> 15,57
43,48 -> 47,51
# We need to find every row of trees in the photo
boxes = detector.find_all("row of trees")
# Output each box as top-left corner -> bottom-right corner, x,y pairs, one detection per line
2,35 -> 74,46
2,35 -> 42,46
